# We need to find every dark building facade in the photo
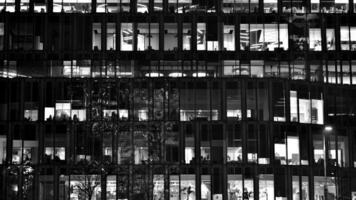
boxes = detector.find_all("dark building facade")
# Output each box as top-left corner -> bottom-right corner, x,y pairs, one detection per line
1,1 -> 356,200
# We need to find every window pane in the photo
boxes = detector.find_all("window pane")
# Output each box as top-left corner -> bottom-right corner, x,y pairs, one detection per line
121,23 -> 133,51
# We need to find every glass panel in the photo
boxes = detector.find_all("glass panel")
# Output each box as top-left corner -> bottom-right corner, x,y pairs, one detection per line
337,134 -> 349,167
326,29 -> 335,50
264,0 -> 278,13
313,132 -> 323,165
0,135 -> 5,164
151,23 -> 159,50
197,23 -> 206,50
0,23 -> 3,50
257,81 -> 269,120
164,23 -> 178,51
246,82 -> 256,120
272,82 -> 286,122
224,25 -> 235,51
292,176 -> 300,200
247,124 -> 257,163
274,126 -> 286,165
259,174 -> 274,200
314,176 -> 337,200
177,0 -> 192,13
153,175 -> 164,200
227,124 -> 242,162
309,28 -> 322,51
335,0 -> 348,12
240,24 -> 249,50
93,23 -> 102,50
107,175 -> 117,200
137,0 -> 149,13
154,0 -> 163,11
180,82 -> 195,121
264,24 -> 279,51
137,23 -> 149,51
287,136 -> 300,165
121,23 -> 133,51
249,24 -> 264,51
62,0 -> 91,13
351,27 -> 356,50
183,23 -> 191,50
20,0 -> 29,11
244,179 -> 254,200
227,175 -> 243,200
0,0 -> 15,12
340,26 -> 350,50
201,175 -> 211,200
195,82 -> 210,120
180,174 -> 196,200
302,176 -> 309,200
70,175 -> 101,199
107,23 -> 116,50
226,81 -> 242,120
170,175 -> 179,200
184,124 -> 195,164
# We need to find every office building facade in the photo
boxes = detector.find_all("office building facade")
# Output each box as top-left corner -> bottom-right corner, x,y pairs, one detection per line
1,1 -> 356,200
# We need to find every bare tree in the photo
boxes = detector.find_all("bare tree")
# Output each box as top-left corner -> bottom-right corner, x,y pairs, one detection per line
71,175 -> 101,200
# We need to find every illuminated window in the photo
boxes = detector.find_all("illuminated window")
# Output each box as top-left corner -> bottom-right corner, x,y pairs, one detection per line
0,135 -> 5,164
20,0 -> 29,12
107,23 -> 116,50
227,175 -> 243,200
92,23 -> 102,50
197,23 -> 206,51
292,176 -> 309,200
24,110 -> 38,121
44,147 -> 65,160
62,0 -> 91,13
106,175 -> 117,199
70,175 -> 101,200
340,26 -> 350,50
185,147 -> 194,164
137,23 -> 149,51
55,102 -> 71,120
241,24 -> 288,51
153,175 -> 164,200
34,0 -> 47,12
121,23 -> 133,51
180,174 -> 196,200
309,28 -> 322,51
282,0 -> 306,13
201,175 -> 211,200
44,107 -> 55,121
224,25 -> 235,51
264,0 -> 278,13
227,147 -> 242,162
137,0 -> 149,13
259,174 -> 274,200
183,23 -> 191,50
326,28 -> 335,50
0,0 -> 15,12
12,140 -> 38,164
311,0 -> 319,12
335,0 -> 348,12
154,0 -> 163,12
223,0 -> 248,13
314,177 -> 336,200
290,90 -> 324,124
